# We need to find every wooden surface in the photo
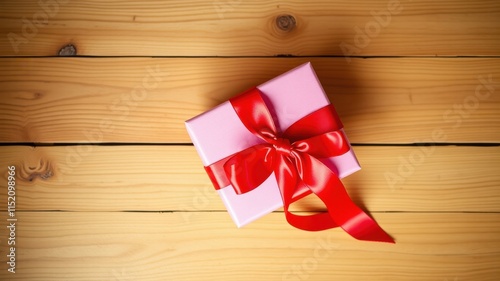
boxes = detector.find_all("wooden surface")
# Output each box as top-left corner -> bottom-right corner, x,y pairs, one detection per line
0,0 -> 500,56
0,0 -> 499,280
1,212 -> 499,281
1,58 -> 499,143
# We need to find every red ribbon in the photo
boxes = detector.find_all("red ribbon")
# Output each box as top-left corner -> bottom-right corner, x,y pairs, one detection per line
206,88 -> 394,243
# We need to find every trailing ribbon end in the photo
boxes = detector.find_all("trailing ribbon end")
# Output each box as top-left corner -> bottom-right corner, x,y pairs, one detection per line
367,231 -> 395,244
358,231 -> 395,244
336,207 -> 395,243
349,220 -> 395,244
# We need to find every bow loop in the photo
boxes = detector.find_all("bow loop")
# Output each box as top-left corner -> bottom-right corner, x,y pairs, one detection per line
293,131 -> 350,158
223,144 -> 275,195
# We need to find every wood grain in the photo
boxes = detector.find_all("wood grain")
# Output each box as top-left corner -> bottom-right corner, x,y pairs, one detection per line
0,212 -> 498,281
1,145 -> 498,212
0,0 -> 499,56
1,1 -> 499,280
1,58 -> 499,144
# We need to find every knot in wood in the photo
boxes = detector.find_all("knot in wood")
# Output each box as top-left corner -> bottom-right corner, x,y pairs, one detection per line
58,44 -> 77,56
276,15 -> 296,31
21,158 -> 53,182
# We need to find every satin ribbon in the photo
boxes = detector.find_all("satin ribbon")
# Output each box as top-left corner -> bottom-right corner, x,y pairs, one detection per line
205,87 -> 394,243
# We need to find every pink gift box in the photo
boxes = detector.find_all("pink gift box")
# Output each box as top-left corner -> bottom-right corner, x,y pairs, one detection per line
185,62 -> 361,227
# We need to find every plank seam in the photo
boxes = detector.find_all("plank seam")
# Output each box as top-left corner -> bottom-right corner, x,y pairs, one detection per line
0,143 -> 498,147
5,210 -> 500,214
0,55 -> 500,59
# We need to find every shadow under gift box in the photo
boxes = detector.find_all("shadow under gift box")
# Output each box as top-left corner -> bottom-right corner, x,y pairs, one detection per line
185,62 -> 361,227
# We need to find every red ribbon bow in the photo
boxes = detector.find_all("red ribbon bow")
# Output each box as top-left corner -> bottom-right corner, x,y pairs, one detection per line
206,88 -> 394,243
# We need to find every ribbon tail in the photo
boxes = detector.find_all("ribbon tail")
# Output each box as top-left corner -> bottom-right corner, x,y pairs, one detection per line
327,175 -> 394,243
274,153 -> 339,231
297,153 -> 395,243
285,211 -> 338,231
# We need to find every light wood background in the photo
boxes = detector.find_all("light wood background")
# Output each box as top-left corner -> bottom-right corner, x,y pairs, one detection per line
0,1 -> 499,280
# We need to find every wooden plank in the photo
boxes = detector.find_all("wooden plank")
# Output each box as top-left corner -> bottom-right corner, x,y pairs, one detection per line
1,145 -> 498,212
0,212 -> 498,280
1,58 -> 499,143
0,0 -> 499,56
